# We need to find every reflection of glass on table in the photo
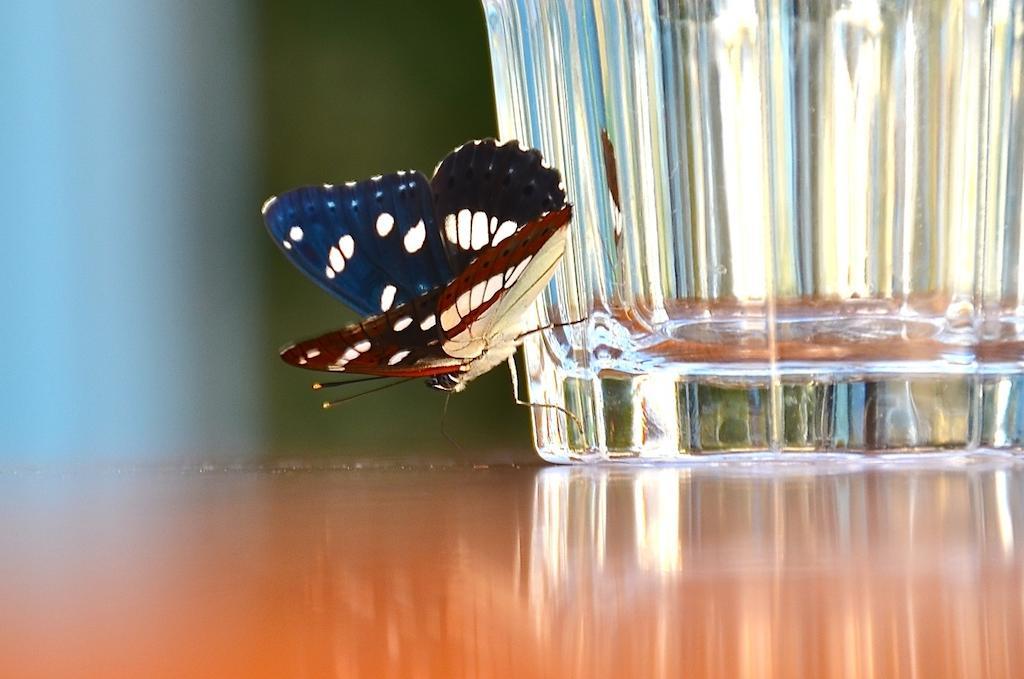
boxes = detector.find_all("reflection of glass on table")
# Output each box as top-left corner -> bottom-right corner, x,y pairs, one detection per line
525,460 -> 1024,676
482,0 -> 1024,461
3,461 -> 1021,677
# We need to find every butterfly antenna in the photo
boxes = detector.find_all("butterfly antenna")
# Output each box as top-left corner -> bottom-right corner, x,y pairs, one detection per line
312,376 -> 388,390
440,392 -> 463,451
321,377 -> 415,409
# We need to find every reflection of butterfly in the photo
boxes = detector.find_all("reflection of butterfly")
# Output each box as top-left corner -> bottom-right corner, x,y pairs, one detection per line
263,139 -> 572,403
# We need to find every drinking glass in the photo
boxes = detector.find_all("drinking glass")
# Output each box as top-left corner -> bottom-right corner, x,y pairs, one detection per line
481,0 -> 1024,462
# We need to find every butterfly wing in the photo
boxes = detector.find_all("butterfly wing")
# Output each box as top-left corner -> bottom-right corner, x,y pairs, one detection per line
279,289 -> 464,378
430,139 -> 567,274
263,172 -> 455,317
436,206 -> 573,358
267,140 -> 572,388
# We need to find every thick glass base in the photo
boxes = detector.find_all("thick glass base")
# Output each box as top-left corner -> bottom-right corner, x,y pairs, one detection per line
523,314 -> 1024,463
529,367 -> 1024,462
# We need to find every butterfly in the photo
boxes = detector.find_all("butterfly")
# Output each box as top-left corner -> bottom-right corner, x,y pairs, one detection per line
262,139 -> 573,405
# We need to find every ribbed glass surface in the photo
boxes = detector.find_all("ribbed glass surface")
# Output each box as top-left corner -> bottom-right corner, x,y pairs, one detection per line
483,0 -> 1024,460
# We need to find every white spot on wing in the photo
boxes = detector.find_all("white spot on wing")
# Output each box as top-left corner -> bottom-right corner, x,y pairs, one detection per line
483,273 -> 503,301
306,348 -> 320,359
420,314 -> 436,331
380,285 -> 397,312
387,350 -> 411,366
469,280 -> 487,309
505,256 -> 532,287
491,220 -> 517,246
338,234 -> 354,258
354,340 -> 371,353
444,214 -> 458,243
342,347 -> 360,361
282,240 -> 292,250
376,212 -> 394,237
489,216 -> 498,234
345,181 -> 357,188
457,209 -> 472,249
442,333 -> 485,359
393,316 -> 413,331
456,290 -> 472,316
325,266 -> 335,280
403,219 -> 426,253
323,183 -> 334,189
329,246 -> 344,272
471,211 -> 489,250
440,305 -> 461,331
261,196 -> 277,214
289,226 -> 304,241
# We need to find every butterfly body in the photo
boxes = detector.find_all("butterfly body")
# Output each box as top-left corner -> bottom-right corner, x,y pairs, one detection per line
264,140 -> 571,394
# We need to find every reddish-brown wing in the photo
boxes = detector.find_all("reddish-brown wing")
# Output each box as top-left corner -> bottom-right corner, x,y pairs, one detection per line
279,290 -> 463,378
435,207 -> 573,338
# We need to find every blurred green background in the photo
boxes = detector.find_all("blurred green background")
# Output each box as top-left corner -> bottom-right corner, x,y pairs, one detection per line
1,0 -> 535,464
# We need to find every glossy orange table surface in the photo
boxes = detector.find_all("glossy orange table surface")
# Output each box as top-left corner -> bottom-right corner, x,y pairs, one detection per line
2,459 -> 1023,678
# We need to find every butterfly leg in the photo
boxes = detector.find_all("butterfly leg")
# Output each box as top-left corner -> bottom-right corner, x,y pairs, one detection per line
440,392 -> 463,451
514,316 -> 588,342
507,356 -> 583,434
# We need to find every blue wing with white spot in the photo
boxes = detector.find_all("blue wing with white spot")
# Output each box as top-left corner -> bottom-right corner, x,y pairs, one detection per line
430,139 -> 567,274
263,172 -> 455,317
